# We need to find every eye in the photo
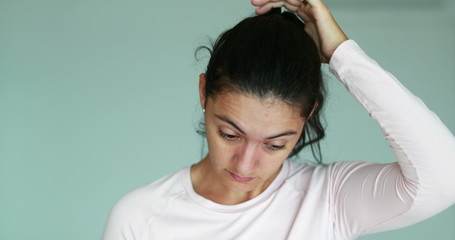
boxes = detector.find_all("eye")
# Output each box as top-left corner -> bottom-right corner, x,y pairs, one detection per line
265,143 -> 286,151
218,130 -> 239,141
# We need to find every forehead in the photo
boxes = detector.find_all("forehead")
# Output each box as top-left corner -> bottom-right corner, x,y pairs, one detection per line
208,92 -> 304,135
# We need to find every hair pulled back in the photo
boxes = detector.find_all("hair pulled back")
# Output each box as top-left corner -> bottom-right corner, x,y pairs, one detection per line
197,9 -> 325,163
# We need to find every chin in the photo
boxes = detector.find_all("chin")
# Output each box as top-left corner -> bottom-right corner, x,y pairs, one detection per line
222,176 -> 261,193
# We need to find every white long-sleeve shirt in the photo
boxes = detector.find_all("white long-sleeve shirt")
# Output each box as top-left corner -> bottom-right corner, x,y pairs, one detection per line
102,40 -> 455,240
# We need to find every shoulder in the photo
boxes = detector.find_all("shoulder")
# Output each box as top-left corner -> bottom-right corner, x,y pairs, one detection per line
117,169 -> 185,212
287,159 -> 330,180
103,167 -> 187,239
284,159 -> 328,191
285,159 -> 376,191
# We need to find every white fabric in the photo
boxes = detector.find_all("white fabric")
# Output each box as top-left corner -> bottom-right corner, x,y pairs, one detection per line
103,40 -> 455,240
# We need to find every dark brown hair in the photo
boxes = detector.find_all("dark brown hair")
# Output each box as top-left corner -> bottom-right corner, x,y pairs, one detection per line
197,9 -> 325,163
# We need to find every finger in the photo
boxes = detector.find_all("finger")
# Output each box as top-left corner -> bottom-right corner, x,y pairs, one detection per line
295,7 -> 308,21
283,2 -> 299,12
255,1 -> 285,15
302,0 -> 322,7
286,0 -> 304,6
251,0 -> 285,7
284,0 -> 303,8
251,0 -> 270,7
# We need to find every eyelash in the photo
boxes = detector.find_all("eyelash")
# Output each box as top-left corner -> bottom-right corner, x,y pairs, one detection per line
218,130 -> 238,141
266,144 -> 286,151
218,130 -> 286,151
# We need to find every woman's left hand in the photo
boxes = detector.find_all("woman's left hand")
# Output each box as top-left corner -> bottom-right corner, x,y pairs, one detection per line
251,0 -> 348,63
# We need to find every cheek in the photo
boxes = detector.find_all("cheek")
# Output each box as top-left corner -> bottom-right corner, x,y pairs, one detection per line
205,127 -> 232,164
204,121 -> 219,150
264,154 -> 287,169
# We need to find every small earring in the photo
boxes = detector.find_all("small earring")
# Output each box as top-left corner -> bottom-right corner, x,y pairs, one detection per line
202,108 -> 206,113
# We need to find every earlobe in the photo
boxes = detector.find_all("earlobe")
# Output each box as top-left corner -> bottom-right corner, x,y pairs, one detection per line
199,73 -> 207,109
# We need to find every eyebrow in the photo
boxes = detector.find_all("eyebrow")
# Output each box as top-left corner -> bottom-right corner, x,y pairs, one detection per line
215,114 -> 246,135
214,114 -> 298,140
265,131 -> 298,140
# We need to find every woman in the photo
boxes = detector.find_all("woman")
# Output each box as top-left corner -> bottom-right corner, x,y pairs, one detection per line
103,0 -> 455,239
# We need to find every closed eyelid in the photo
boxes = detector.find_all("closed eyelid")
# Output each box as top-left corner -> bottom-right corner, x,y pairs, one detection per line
219,127 -> 238,136
265,139 -> 286,147
265,143 -> 286,151
218,130 -> 241,142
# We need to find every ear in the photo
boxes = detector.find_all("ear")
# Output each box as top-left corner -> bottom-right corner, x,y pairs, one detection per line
199,73 -> 207,109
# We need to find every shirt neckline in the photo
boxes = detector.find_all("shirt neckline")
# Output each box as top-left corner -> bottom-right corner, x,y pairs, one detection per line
182,159 -> 290,213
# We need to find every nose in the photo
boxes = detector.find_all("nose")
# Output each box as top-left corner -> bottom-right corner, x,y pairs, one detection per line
233,143 -> 259,176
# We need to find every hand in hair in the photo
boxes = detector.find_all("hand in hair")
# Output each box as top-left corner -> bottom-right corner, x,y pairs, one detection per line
251,0 -> 348,63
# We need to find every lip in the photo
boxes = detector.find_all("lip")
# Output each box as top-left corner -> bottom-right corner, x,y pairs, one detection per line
228,171 -> 254,183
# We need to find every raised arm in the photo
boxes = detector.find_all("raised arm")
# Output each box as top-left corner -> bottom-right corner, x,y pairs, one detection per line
253,0 -> 455,237
327,39 -> 455,236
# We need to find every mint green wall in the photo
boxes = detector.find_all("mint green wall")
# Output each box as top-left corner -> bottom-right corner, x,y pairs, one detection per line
0,0 -> 453,239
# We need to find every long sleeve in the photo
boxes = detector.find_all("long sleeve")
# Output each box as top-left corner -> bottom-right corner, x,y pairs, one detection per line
327,40 -> 455,238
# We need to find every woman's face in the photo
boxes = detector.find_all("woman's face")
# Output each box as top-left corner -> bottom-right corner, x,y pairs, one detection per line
202,89 -> 305,195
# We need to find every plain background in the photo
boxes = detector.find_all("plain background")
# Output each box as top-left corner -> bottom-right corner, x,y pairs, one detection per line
1,0 -> 454,239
